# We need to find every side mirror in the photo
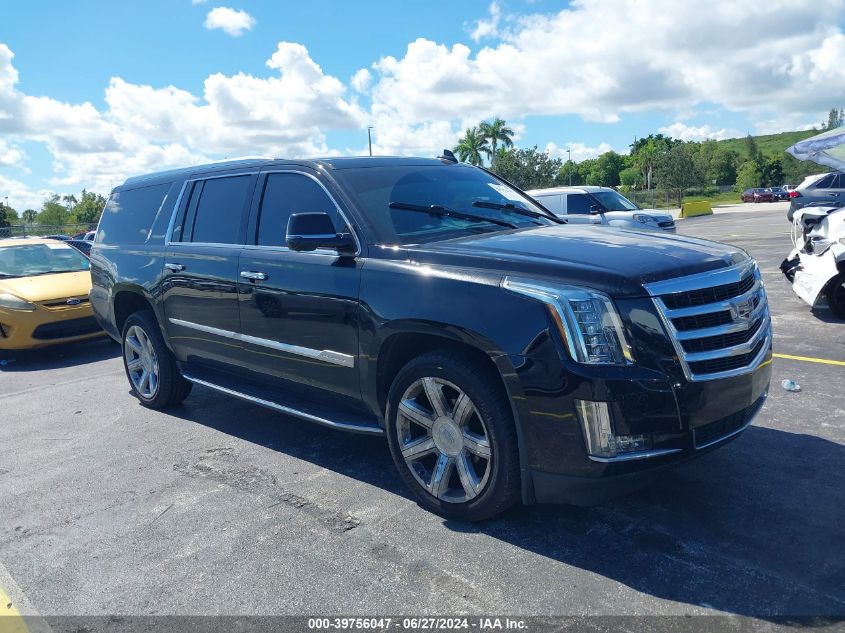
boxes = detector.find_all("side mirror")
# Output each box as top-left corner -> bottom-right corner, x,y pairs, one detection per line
286,212 -> 356,254
589,204 -> 603,215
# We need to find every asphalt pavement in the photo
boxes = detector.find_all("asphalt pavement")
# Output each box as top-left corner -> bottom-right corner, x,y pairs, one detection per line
0,203 -> 843,623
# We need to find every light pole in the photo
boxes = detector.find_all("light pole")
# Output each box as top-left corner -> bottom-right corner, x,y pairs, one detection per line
566,149 -> 572,186
367,126 -> 374,157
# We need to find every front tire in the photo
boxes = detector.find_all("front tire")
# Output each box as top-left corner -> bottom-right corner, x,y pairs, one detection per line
826,273 -> 845,319
122,311 -> 192,408
385,351 -> 520,521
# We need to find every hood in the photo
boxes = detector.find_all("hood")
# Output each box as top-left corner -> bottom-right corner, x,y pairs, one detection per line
408,225 -> 748,298
0,271 -> 92,303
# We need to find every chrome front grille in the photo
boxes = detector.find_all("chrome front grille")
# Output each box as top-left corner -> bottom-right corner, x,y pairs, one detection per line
645,260 -> 772,382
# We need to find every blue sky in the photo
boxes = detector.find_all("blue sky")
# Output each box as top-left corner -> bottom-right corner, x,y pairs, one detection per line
1,0 -> 844,209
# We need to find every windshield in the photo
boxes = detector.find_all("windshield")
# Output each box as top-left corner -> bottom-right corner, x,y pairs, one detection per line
0,243 -> 91,279
332,164 -> 558,245
591,190 -> 639,211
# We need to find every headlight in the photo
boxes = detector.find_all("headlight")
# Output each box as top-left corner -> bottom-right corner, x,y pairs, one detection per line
503,277 -> 634,365
0,293 -> 36,312
633,213 -> 659,225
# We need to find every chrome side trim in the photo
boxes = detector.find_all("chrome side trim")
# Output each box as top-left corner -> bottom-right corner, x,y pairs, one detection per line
168,318 -> 355,368
182,374 -> 383,436
588,447 -> 683,463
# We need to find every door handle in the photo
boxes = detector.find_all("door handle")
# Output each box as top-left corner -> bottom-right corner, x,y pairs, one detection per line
240,271 -> 269,281
165,263 -> 185,272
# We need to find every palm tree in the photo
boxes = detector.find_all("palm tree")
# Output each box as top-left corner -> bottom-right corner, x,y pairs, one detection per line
479,118 -> 514,169
454,127 -> 489,166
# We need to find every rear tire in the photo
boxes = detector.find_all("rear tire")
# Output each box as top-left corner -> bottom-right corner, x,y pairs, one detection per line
121,311 -> 192,408
826,273 -> 845,319
385,350 -> 520,521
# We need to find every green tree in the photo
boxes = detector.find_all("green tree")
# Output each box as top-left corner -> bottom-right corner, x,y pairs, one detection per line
492,146 -> 562,190
630,134 -> 678,189
735,160 -> 763,190
619,166 -> 644,188
587,151 -> 625,186
72,189 -> 107,225
478,118 -> 514,170
37,194 -> 72,226
744,134 -> 764,166
454,127 -> 489,166
655,143 -> 704,207
557,160 -> 583,186
761,158 -> 784,187
0,204 -> 18,228
22,209 -> 37,224
823,108 -> 844,130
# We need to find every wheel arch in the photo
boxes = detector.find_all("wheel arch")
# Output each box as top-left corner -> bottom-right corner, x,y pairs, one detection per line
367,322 -> 536,504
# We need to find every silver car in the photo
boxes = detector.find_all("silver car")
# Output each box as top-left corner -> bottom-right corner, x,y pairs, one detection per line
526,186 -> 676,233
787,171 -> 845,221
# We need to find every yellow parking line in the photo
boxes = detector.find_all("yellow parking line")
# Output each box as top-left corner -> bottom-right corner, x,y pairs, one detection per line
0,585 -> 29,633
773,353 -> 845,367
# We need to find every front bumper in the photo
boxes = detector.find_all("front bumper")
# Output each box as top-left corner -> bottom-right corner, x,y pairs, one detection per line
0,304 -> 104,350
511,337 -> 772,505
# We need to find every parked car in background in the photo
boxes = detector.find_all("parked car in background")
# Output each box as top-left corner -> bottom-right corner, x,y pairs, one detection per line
788,172 -> 845,221
526,186 -> 676,232
782,184 -> 797,193
0,238 -> 102,351
72,230 -> 97,241
90,156 -> 771,521
42,234 -> 71,241
741,188 -> 775,203
768,187 -> 789,201
66,239 -> 93,258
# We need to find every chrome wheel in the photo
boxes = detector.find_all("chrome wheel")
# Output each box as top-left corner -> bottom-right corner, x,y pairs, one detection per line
124,325 -> 159,400
396,377 -> 492,503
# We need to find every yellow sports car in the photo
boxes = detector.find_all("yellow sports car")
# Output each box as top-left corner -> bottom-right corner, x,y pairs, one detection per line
0,238 -> 103,350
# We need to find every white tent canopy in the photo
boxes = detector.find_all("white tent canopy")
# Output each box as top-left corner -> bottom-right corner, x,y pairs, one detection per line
786,127 -> 845,171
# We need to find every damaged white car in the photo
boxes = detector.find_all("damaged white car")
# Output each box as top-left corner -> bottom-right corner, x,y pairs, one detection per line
781,203 -> 845,318
781,127 -> 845,319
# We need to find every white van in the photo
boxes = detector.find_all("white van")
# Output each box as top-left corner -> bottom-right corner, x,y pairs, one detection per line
526,186 -> 676,233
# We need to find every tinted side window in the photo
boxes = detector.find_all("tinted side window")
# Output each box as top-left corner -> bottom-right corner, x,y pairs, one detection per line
566,194 -> 593,214
188,176 -> 253,244
830,174 -> 843,189
256,173 -> 339,247
814,174 -> 836,189
98,183 -> 172,245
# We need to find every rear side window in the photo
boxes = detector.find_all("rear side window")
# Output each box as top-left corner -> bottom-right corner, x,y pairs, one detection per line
813,174 -> 837,189
184,175 -> 254,244
256,173 -> 339,247
566,194 -> 593,214
98,183 -> 172,244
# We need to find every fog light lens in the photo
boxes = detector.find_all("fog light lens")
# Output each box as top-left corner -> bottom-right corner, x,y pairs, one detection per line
575,399 -> 652,459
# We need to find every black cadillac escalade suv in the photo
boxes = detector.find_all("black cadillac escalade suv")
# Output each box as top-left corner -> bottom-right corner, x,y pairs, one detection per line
90,155 -> 772,521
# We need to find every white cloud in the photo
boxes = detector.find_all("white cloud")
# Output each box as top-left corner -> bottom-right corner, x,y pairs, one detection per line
351,68 -> 372,92
469,2 -> 502,42
204,7 -> 255,37
0,41 -> 365,194
546,141 -> 617,162
0,174 -> 55,211
0,140 -> 25,167
365,0 -> 845,143
657,123 -> 740,142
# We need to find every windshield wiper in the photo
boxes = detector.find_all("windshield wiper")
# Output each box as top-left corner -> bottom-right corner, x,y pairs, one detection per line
388,202 -> 518,229
471,200 -> 564,224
